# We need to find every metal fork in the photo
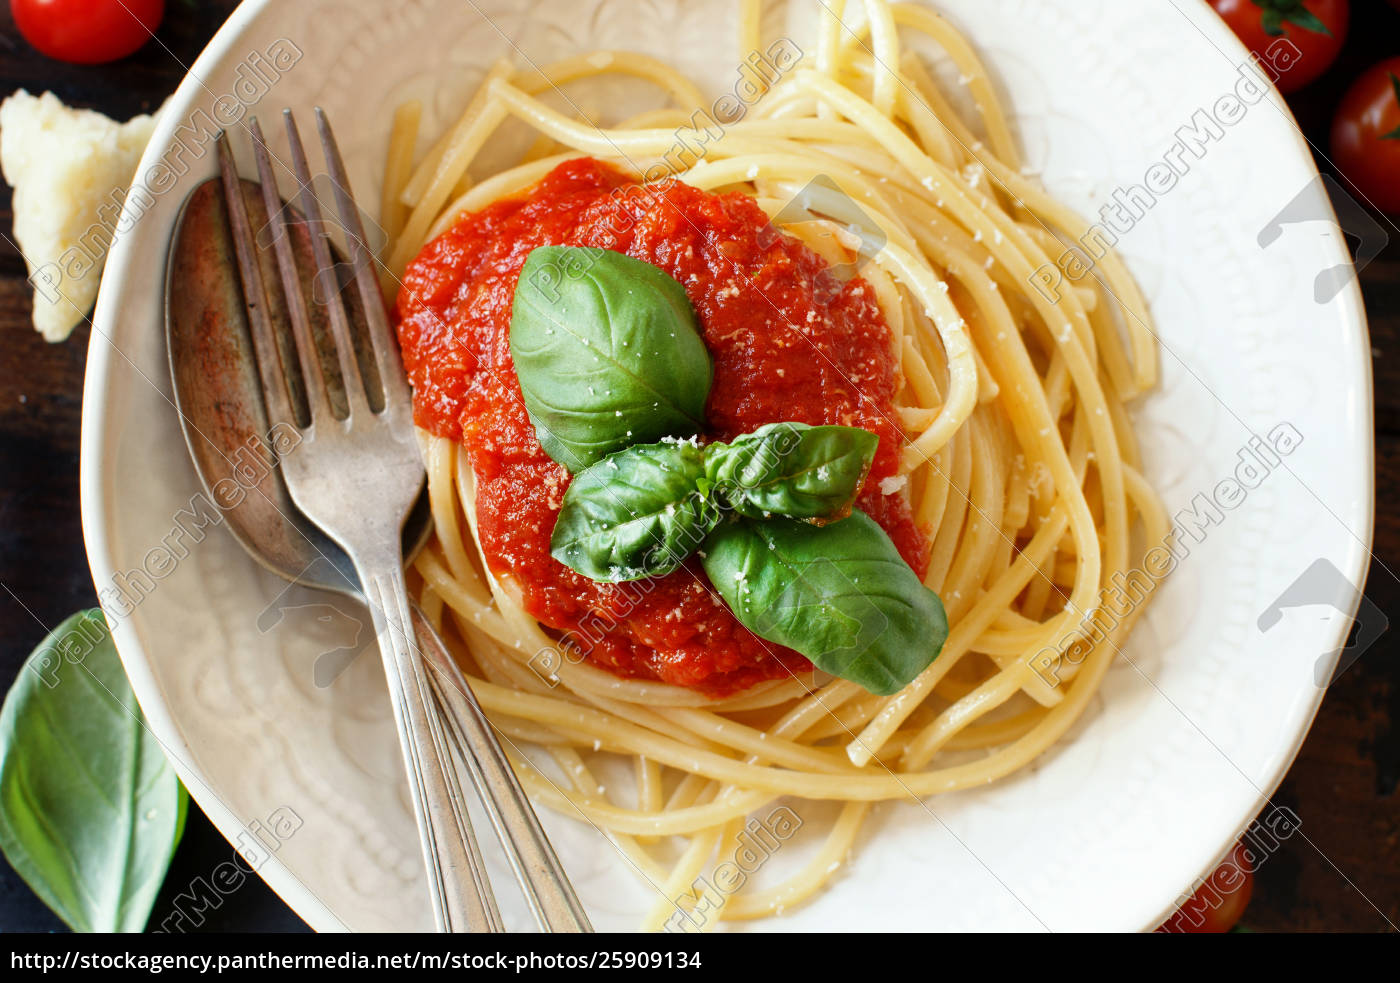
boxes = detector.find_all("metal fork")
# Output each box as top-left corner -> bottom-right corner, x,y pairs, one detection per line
217,108 -> 590,932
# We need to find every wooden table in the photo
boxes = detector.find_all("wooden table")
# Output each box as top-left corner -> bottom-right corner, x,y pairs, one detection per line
0,0 -> 1395,933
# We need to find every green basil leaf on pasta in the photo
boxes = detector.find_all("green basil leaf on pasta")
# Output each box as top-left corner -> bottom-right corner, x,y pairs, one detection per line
705,422 -> 878,521
510,245 -> 712,471
552,440 -> 721,582
0,611 -> 188,932
701,512 -> 947,695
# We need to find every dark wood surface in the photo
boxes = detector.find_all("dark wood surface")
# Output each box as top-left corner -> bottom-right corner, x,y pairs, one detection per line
0,0 -> 1395,934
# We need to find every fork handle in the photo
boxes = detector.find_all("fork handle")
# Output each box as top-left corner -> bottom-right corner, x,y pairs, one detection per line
360,559 -> 502,933
411,607 -> 594,933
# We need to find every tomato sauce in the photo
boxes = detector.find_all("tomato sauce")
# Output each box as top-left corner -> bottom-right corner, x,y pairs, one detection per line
397,158 -> 927,696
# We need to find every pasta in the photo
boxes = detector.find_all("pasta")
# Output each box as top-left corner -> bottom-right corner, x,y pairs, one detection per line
380,0 -> 1167,929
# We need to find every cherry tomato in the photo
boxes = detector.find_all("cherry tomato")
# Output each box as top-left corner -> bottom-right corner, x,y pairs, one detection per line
1331,58 -> 1400,214
1209,0 -> 1348,93
10,0 -> 165,65
1157,840 -> 1255,933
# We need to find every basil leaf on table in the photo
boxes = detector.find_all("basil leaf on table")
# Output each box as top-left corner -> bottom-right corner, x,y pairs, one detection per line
701,512 -> 947,695
510,245 -> 712,471
705,422 -> 878,521
552,440 -> 722,581
0,610 -> 188,932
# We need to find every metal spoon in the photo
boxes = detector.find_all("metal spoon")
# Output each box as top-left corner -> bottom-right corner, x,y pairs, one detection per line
166,173 -> 431,683
165,173 -> 591,932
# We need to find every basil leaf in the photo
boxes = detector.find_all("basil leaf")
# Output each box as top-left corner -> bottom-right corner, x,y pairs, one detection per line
0,611 -> 188,932
511,245 -> 712,471
705,422 -> 878,521
701,512 -> 947,695
552,440 -> 721,581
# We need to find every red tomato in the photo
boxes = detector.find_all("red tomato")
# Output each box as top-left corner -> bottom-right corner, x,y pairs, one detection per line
1331,58 -> 1400,214
10,0 -> 165,65
1157,840 -> 1255,933
1209,0 -> 1348,93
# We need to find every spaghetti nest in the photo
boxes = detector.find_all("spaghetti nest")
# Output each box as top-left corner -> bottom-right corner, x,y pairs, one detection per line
380,0 -> 1168,929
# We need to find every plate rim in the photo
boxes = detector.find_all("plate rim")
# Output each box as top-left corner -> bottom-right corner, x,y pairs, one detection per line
1131,0 -> 1377,931
77,0 -> 1377,933
78,0 -> 347,934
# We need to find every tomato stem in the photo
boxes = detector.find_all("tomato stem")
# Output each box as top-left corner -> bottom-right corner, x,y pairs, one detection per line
1250,0 -> 1332,37
1384,74 -> 1400,141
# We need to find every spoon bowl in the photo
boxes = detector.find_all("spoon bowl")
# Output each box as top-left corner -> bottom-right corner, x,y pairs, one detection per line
165,176 -> 432,610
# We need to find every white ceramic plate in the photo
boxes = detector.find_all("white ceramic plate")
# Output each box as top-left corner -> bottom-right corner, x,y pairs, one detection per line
81,0 -> 1374,932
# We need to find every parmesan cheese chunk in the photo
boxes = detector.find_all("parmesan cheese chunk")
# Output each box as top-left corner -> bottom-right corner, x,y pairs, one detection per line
0,90 -> 161,342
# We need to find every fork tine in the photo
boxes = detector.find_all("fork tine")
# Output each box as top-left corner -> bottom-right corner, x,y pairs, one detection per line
313,107 -> 413,415
248,116 -> 331,424
216,131 -> 298,437
282,109 -> 370,419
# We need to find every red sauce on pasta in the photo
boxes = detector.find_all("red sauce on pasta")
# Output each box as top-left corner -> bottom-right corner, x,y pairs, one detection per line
397,158 -> 926,696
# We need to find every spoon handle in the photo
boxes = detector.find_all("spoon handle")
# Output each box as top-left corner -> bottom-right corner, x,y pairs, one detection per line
359,557 -> 502,932
411,607 -> 594,933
